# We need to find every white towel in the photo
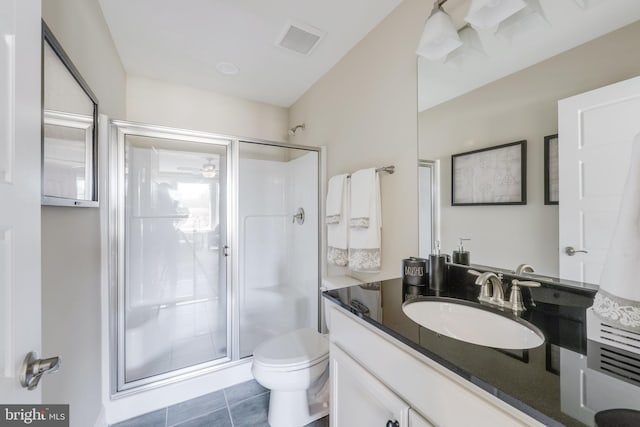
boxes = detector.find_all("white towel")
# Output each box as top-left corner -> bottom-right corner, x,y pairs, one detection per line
349,168 -> 376,228
592,134 -> 640,332
326,174 -> 347,224
327,178 -> 349,267
349,170 -> 381,273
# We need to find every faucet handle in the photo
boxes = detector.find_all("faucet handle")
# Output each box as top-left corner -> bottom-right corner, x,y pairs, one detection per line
512,279 -> 540,288
509,279 -> 540,313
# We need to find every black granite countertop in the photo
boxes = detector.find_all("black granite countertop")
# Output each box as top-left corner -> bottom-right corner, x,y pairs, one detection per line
322,265 -> 640,427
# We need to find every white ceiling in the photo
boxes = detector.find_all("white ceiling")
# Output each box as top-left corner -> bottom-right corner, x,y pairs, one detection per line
418,0 -> 640,111
98,0 -> 402,108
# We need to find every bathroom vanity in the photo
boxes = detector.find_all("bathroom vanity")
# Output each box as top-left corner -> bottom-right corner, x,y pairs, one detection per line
323,265 -> 640,426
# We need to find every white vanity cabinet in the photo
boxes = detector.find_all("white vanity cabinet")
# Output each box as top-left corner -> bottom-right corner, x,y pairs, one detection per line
409,410 -> 433,427
331,344 -> 412,427
327,304 -> 546,427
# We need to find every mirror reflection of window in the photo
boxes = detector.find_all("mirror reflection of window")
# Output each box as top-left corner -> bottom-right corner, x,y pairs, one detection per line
43,111 -> 93,200
42,22 -> 98,206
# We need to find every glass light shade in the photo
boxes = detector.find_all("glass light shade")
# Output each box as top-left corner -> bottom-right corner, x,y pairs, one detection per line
445,27 -> 486,68
416,11 -> 463,61
573,0 -> 603,8
496,0 -> 548,43
465,0 -> 527,30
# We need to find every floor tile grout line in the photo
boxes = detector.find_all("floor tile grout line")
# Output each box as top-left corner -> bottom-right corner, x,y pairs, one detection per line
226,389 -> 270,409
166,400 -> 228,427
223,387 -> 235,427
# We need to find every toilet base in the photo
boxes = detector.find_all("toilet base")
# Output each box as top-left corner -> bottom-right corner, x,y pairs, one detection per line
267,372 -> 329,427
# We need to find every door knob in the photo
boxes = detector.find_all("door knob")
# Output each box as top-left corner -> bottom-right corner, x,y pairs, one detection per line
565,246 -> 589,256
19,351 -> 61,390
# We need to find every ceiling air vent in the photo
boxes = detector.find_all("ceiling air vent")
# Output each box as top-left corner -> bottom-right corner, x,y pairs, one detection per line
276,21 -> 325,55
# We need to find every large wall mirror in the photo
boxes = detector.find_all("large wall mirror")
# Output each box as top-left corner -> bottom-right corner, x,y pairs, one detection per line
417,1 -> 640,281
42,21 -> 99,207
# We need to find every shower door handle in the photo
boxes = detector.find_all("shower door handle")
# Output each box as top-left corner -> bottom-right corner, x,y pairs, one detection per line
223,245 -> 229,257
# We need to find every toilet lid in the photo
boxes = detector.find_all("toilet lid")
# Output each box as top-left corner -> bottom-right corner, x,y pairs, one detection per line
253,328 -> 329,368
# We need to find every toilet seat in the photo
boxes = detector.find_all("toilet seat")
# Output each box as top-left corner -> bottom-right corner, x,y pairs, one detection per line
253,328 -> 328,370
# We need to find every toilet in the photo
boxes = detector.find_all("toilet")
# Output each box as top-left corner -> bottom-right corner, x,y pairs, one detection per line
252,275 -> 362,427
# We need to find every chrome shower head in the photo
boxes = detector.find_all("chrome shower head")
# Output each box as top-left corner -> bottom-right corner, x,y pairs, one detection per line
288,123 -> 305,136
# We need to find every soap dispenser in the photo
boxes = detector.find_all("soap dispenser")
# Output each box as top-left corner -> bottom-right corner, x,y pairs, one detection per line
429,241 -> 448,291
452,238 -> 471,265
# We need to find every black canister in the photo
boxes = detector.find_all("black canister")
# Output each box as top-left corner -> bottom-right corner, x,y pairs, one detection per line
429,242 -> 450,291
402,257 -> 428,286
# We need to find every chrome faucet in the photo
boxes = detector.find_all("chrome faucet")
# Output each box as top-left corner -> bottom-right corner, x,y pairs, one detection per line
475,272 -> 505,307
515,264 -> 534,275
475,272 -> 541,314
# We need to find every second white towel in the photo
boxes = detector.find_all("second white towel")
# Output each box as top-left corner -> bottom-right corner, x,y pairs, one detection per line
349,169 -> 381,273
327,176 -> 349,267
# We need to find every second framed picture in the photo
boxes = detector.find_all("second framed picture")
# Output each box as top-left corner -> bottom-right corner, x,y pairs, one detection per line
544,134 -> 559,205
451,140 -> 527,206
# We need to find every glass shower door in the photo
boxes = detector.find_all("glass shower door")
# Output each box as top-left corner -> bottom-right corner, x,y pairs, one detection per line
115,124 -> 231,390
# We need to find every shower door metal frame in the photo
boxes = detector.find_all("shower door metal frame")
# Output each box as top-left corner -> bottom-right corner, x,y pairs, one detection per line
109,120 -> 235,395
107,121 -> 323,397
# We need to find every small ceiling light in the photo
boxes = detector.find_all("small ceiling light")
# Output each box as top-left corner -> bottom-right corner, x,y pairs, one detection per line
216,62 -> 239,76
416,10 -> 463,61
496,0 -> 547,43
465,0 -> 527,31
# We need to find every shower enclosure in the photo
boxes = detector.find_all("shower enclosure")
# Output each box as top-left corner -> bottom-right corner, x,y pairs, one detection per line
109,121 -> 319,393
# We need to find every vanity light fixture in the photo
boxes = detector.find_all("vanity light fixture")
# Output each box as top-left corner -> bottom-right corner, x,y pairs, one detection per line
416,8 -> 462,61
573,0 -> 603,9
495,0 -> 547,43
464,0 -> 527,30
444,26 -> 486,67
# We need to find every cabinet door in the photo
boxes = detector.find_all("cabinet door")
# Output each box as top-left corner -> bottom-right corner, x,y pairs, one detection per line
331,344 -> 409,427
409,409 -> 434,427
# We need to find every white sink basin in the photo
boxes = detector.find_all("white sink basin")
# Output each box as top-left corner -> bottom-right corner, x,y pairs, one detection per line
402,298 -> 544,349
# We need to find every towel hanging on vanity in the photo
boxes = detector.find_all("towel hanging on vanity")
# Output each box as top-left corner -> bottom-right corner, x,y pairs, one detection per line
349,168 -> 381,273
327,174 -> 349,267
592,133 -> 640,332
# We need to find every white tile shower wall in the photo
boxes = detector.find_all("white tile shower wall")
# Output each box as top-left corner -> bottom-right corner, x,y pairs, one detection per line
239,153 -> 319,357
286,152 -> 320,330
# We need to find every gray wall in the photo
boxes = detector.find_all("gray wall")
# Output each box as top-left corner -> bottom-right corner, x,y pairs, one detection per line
41,0 -> 126,425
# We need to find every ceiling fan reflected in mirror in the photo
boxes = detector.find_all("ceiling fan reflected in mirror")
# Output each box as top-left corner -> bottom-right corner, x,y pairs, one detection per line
201,158 -> 218,178
176,157 -> 219,178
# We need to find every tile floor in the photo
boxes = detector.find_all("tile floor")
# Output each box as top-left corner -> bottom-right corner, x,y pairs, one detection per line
111,379 -> 329,427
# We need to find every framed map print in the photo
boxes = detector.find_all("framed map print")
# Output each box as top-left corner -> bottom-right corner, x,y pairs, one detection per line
451,140 -> 527,206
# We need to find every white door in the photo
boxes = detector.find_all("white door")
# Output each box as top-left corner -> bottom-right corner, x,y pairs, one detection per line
558,76 -> 640,283
330,345 -> 409,427
0,0 -> 43,401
